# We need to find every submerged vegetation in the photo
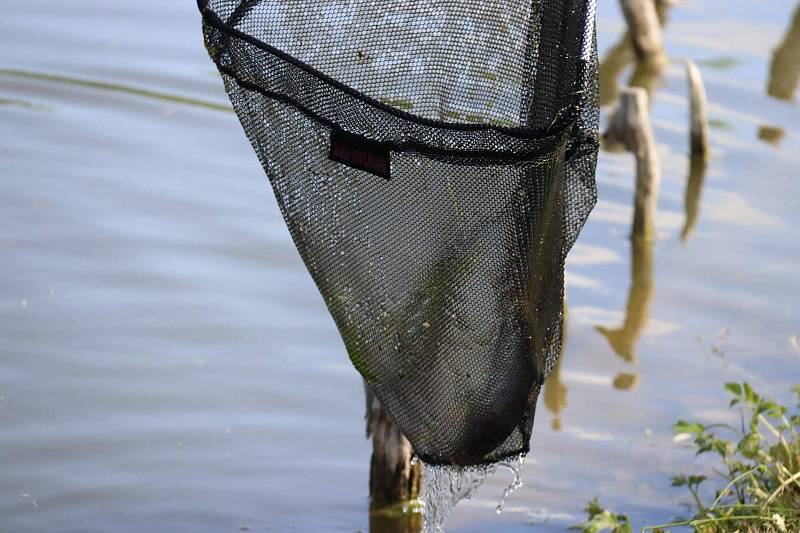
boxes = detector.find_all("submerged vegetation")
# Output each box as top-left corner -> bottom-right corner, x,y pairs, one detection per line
574,383 -> 800,533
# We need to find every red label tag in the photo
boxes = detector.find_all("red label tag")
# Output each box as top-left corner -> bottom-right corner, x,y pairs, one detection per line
329,128 -> 391,180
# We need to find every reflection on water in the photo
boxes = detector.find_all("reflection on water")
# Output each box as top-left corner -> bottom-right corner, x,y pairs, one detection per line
757,125 -> 786,146
598,1 -> 673,107
0,68 -> 233,113
543,301 -> 569,430
598,33 -> 636,107
681,153 -> 709,243
768,3 -> 800,101
0,96 -> 51,111
599,44 -> 667,110
596,236 -> 654,369
627,55 -> 668,105
600,50 -> 669,112
612,372 -> 639,391
370,510 -> 423,533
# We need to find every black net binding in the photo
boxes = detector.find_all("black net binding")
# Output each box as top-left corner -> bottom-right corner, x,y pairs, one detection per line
199,0 -> 599,466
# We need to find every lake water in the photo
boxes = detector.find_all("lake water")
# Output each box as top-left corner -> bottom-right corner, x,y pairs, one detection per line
1,1 -> 799,531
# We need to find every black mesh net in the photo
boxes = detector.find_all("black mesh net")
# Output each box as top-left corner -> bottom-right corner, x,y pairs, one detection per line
199,0 -> 599,466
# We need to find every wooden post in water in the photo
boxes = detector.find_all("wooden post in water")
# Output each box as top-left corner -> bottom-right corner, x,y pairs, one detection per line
364,384 -> 421,532
619,0 -> 666,63
604,88 -> 661,240
686,60 -> 709,158
599,0 -> 674,106
682,60 -> 710,242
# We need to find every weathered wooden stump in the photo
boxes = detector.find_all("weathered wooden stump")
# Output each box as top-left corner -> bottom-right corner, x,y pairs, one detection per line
619,0 -> 666,63
686,60 -> 709,158
600,0 -> 673,106
681,60 -> 709,243
364,384 -> 421,532
604,88 -> 661,240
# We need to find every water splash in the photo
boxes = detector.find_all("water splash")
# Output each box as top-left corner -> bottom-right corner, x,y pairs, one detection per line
495,457 -> 525,514
419,454 -> 525,532
419,463 -> 490,533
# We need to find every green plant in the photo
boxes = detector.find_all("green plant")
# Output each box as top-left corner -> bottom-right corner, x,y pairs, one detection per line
571,498 -> 633,533
574,382 -> 800,532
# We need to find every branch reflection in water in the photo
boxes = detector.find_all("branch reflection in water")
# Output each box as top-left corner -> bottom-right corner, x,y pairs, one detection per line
767,2 -> 800,102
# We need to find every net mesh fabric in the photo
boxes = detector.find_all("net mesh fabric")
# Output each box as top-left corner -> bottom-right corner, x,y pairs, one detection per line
199,0 -> 599,466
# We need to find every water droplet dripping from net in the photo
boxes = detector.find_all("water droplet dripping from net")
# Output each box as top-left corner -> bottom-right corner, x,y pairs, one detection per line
418,454 -> 525,532
495,455 -> 525,514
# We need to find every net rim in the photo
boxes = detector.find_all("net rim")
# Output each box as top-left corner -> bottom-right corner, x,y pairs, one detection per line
198,0 -> 589,145
213,58 -> 570,163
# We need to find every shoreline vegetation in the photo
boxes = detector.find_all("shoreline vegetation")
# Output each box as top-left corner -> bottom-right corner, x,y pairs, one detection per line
573,383 -> 800,533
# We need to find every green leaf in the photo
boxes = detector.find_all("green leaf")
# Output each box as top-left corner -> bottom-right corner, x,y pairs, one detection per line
584,511 -> 620,533
585,497 -> 604,518
687,475 -> 707,488
737,432 -> 762,459
615,518 -> 633,533
743,382 -> 759,405
724,382 -> 743,396
766,402 -> 787,419
674,420 -> 705,435
698,56 -> 740,70
671,475 -> 688,487
574,500 -> 631,533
